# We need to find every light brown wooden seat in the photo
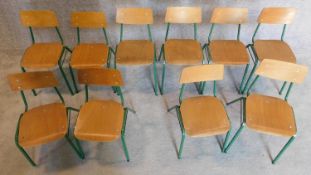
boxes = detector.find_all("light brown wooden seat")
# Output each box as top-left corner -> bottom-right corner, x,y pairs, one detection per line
116,40 -> 154,65
21,43 -> 63,69
8,71 -> 58,91
246,94 -> 296,137
70,43 -> 109,69
19,103 -> 67,147
209,40 -> 249,65
180,96 -> 230,137
164,39 -> 202,64
74,100 -> 124,141
254,40 -> 296,63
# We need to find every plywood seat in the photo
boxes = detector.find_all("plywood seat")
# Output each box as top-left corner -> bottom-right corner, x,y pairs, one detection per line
209,40 -> 249,65
19,103 -> 67,147
246,94 -> 296,137
116,40 -> 154,65
164,39 -> 202,64
180,96 -> 230,137
254,40 -> 296,63
21,42 -> 63,69
74,100 -> 124,142
70,43 -> 109,69
8,71 -> 58,91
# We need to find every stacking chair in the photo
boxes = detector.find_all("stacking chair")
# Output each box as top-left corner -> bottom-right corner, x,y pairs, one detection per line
158,7 -> 204,94
73,68 -> 132,161
7,71 -> 84,166
168,64 -> 231,159
20,10 -> 74,95
241,7 -> 297,95
202,8 -> 249,94
224,59 -> 308,164
115,8 -> 158,95
69,11 -> 114,93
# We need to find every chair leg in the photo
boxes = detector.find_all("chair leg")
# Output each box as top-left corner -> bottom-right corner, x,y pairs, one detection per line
178,133 -> 186,159
58,63 -> 74,95
20,67 -> 37,96
121,134 -> 130,162
239,64 -> 250,94
279,81 -> 287,95
241,61 -> 258,94
272,136 -> 295,164
15,141 -> 37,166
69,66 -> 79,93
153,60 -> 159,96
160,61 -> 166,95
224,123 -> 245,153
65,135 -> 85,159
222,129 -> 232,152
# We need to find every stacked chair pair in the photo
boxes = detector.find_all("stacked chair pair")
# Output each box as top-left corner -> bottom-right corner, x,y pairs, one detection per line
7,6 -> 308,166
8,69 -> 132,166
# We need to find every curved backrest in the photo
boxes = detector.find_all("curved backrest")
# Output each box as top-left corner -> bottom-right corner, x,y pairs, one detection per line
20,10 -> 59,28
257,7 -> 296,24
8,71 -> 59,91
180,64 -> 224,84
165,7 -> 202,24
78,68 -> 124,86
71,11 -> 107,28
116,8 -> 153,25
255,59 -> 308,84
210,7 -> 248,24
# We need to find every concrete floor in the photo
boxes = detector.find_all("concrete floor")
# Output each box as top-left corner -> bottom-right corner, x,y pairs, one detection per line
0,47 -> 310,175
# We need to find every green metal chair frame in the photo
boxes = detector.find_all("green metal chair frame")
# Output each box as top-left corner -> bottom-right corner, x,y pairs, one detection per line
224,60 -> 307,164
168,65 -> 232,159
74,69 -> 134,162
12,76 -> 84,166
21,20 -> 75,96
115,20 -> 159,96
158,20 -> 206,95
241,11 -> 295,95
69,18 -> 115,94
201,11 -> 249,94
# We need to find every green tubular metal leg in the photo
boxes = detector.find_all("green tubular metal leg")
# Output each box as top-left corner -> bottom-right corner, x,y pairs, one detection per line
224,98 -> 246,153
272,136 -> 295,164
176,107 -> 186,159
153,45 -> 159,96
284,82 -> 293,101
20,67 -> 37,96
58,48 -> 74,95
160,61 -> 166,95
222,129 -> 232,152
66,107 -> 85,159
69,65 -> 79,93
241,59 -> 259,94
15,114 -> 37,166
121,108 -> 130,161
239,64 -> 250,94
279,81 -> 287,95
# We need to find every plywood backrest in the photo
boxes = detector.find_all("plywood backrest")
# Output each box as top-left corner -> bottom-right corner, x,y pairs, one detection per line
71,11 -> 107,28
116,8 -> 153,25
8,71 -> 58,91
20,10 -> 59,28
180,64 -> 224,84
255,59 -> 308,84
258,7 -> 296,24
165,7 -> 202,24
78,68 -> 124,86
210,7 -> 248,24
